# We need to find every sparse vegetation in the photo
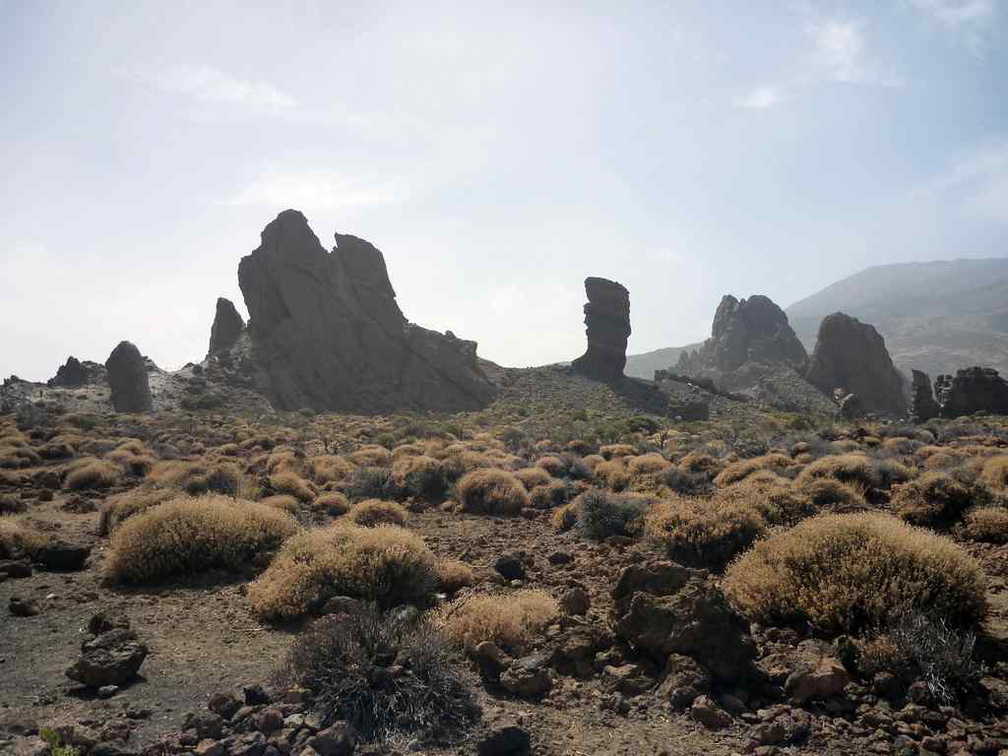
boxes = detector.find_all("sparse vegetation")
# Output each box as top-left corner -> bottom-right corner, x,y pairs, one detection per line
455,468 -> 529,515
437,589 -> 559,655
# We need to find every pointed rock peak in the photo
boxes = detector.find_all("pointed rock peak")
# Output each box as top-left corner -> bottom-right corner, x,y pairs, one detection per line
259,209 -> 325,257
209,297 -> 245,356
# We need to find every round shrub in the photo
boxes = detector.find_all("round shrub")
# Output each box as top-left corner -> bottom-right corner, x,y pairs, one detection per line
99,487 -> 177,535
347,466 -> 399,501
393,455 -> 448,501
713,453 -> 793,487
260,494 -> 301,514
719,472 -> 812,525
627,453 -> 672,476
348,445 -> 393,467
106,495 -> 299,583
248,523 -> 437,619
796,453 -> 880,489
437,589 -> 559,655
455,469 -> 529,516
646,496 -> 766,570
435,559 -> 475,593
269,471 -> 317,503
801,478 -> 867,512
575,488 -> 647,540
723,513 -> 987,635
312,491 -> 350,517
535,455 -> 565,477
64,458 -> 122,491
893,472 -> 974,528
551,501 -> 579,532
514,466 -> 553,490
310,455 -> 356,484
529,480 -> 567,509
347,499 -> 409,528
962,507 -> 1008,544
275,604 -> 478,741
980,456 -> 1008,491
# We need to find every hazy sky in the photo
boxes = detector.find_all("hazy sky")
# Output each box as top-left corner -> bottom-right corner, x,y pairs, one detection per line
3,1 -> 1006,381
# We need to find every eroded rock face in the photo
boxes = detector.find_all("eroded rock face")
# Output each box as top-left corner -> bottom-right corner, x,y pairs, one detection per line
935,367 -> 1008,418
47,356 -> 106,387
910,369 -> 940,423
207,298 -> 245,356
805,313 -> 906,416
708,295 -> 807,372
572,277 -> 631,380
236,209 -> 497,412
104,341 -> 152,413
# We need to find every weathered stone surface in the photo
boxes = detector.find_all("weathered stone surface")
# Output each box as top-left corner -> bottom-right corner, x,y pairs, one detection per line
48,356 -> 106,388
911,369 -> 940,422
500,655 -> 551,699
66,629 -> 148,687
105,341 -> 152,413
236,210 -> 496,412
711,295 -> 807,371
690,695 -> 733,729
208,298 -> 245,356
805,313 -> 906,415
784,655 -> 850,704
612,560 -> 759,685
33,539 -> 89,571
935,367 -> 1008,418
572,277 -> 631,380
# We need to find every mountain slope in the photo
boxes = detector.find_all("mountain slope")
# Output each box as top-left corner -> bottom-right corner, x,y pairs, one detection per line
786,258 -> 1008,378
624,342 -> 703,380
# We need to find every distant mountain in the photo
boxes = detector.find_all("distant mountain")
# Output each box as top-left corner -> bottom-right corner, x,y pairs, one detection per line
786,259 -> 1008,378
624,342 -> 703,380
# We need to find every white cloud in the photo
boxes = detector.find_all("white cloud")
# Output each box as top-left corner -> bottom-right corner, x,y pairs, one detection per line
734,86 -> 785,109
915,137 -> 1008,222
806,18 -> 905,87
118,64 -> 296,111
229,169 -> 409,211
905,0 -> 997,50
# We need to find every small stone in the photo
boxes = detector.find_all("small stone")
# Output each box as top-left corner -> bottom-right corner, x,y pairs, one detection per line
785,656 -> 850,704
188,710 -> 226,740
548,551 -> 573,565
195,740 -> 225,756
559,587 -> 590,616
9,596 -> 41,617
305,722 -> 354,756
253,708 -> 285,734
208,691 -> 243,720
244,683 -> 272,705
97,685 -> 119,699
690,695 -> 733,729
501,656 -> 551,699
87,609 -> 130,635
474,641 -> 512,682
494,553 -> 525,581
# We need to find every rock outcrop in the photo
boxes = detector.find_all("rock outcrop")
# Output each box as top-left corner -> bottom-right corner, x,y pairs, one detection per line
935,367 -> 1008,418
707,295 -> 807,372
207,298 -> 245,356
910,369 -> 940,423
805,313 -> 906,416
571,277 -> 631,381
236,209 -> 497,412
104,341 -> 153,413
47,356 -> 106,388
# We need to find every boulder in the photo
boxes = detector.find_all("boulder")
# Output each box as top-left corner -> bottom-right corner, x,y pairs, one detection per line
571,277 -> 631,380
48,357 -> 106,388
66,629 -> 148,687
935,367 -> 1008,418
500,655 -> 551,699
105,341 -> 153,413
236,210 -> 497,412
805,313 -> 906,415
689,695 -> 733,729
33,539 -> 90,571
477,725 -> 531,756
910,370 -> 940,422
207,298 -> 245,356
612,560 -> 759,685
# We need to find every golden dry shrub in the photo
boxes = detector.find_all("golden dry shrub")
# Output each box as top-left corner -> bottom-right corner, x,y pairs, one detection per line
551,500 -> 579,532
0,516 -> 46,558
392,455 -> 448,500
980,456 -> 1008,492
582,454 -> 604,471
64,457 -> 122,491
437,449 -> 494,481
893,472 -> 974,528
535,455 -> 565,477
714,453 -> 794,487
882,437 -> 917,456
435,559 -> 475,593
796,453 -> 880,489
248,523 -> 436,619
260,494 -> 301,514
529,480 -> 567,509
962,507 -> 1008,544
599,444 -> 636,460
391,442 -> 425,460
923,450 -> 964,471
0,437 -> 41,469
347,499 -> 409,528
312,491 -> 350,517
99,487 -> 177,535
876,458 -> 917,487
801,478 -> 868,513
348,445 -> 393,467
719,472 -> 813,525
627,453 -> 672,476
105,495 -> 299,583
265,447 -> 302,474
455,469 -> 529,516
105,441 -> 156,476
309,455 -> 357,484
594,459 -> 630,491
514,466 -> 553,490
646,496 -> 766,570
678,452 -> 725,478
436,589 -> 559,654
149,459 -> 243,496
723,512 -> 987,635
269,471 -> 317,503
828,439 -> 861,454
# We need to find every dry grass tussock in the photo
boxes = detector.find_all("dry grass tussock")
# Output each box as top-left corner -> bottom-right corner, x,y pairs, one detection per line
981,456 -> 1008,491
437,589 -> 559,654
260,494 -> 301,514
714,453 -> 794,487
599,444 -> 636,460
347,498 -> 409,527
962,507 -> 1008,544
268,471 -> 317,502
646,496 -> 766,570
796,453 -> 880,489
719,472 -> 813,525
435,559 -> 475,593
801,477 -> 868,513
106,495 -> 299,583
724,512 -> 986,635
309,455 -> 356,484
99,487 -> 177,535
248,523 -> 436,619
392,455 -> 448,501
348,445 -> 393,467
514,466 -> 553,490
312,491 -> 350,517
64,457 -> 123,491
893,472 -> 975,528
149,459 -> 244,496
0,516 -> 46,558
455,468 -> 529,515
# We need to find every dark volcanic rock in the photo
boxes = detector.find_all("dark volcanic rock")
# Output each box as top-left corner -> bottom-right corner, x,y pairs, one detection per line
935,367 -> 1008,418
236,209 -> 497,412
708,294 -> 807,371
66,629 -> 148,687
104,341 -> 152,413
572,277 -> 631,380
805,313 -> 906,415
207,298 -> 245,356
48,356 -> 106,388
910,369 -> 940,422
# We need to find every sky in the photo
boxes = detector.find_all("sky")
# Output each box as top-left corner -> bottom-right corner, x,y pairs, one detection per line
2,0 -> 1007,381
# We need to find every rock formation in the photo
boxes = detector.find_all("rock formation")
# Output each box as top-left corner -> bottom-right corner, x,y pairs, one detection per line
207,298 -> 245,356
934,367 -> 1008,418
805,313 -> 906,416
105,341 -> 153,413
571,277 -> 631,381
707,295 -> 807,371
910,369 -> 940,423
235,209 -> 497,412
47,356 -> 106,388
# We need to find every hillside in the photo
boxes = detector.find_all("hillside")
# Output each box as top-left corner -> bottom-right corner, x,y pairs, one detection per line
787,258 -> 1008,378
624,342 -> 702,380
